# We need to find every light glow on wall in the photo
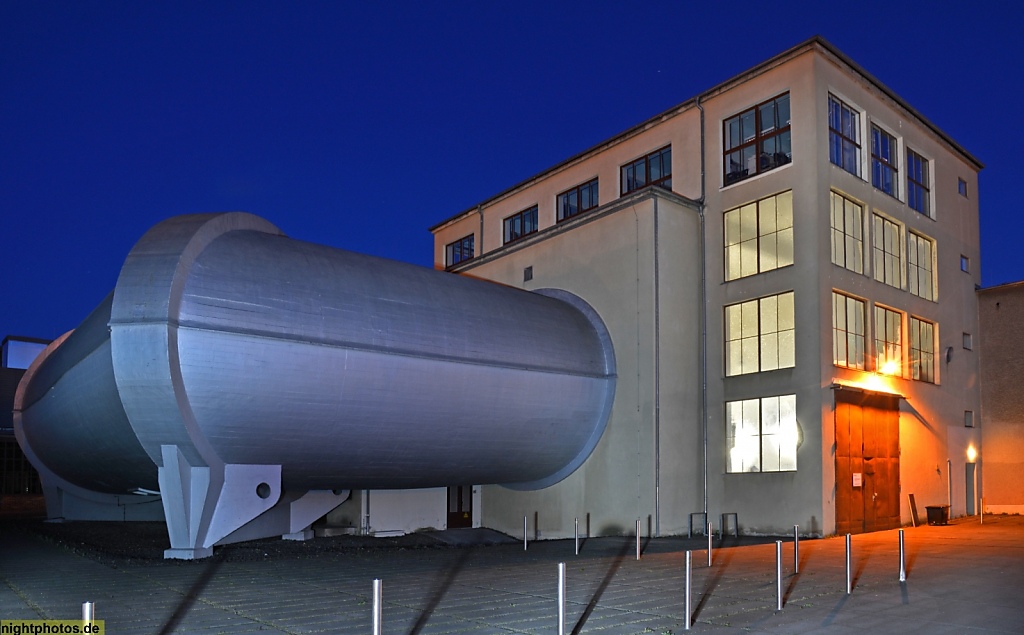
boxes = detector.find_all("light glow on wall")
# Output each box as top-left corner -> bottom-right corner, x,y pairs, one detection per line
967,445 -> 978,462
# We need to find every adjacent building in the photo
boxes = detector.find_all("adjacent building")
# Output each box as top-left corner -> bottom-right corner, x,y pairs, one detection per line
426,36 -> 983,538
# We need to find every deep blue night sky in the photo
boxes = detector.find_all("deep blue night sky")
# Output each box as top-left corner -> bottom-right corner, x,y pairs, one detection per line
2,2 -> 1020,341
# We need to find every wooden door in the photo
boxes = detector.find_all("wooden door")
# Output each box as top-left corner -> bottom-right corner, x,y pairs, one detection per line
446,485 -> 473,528
835,391 -> 900,534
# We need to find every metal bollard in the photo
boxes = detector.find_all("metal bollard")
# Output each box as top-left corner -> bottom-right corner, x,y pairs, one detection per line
684,551 -> 692,630
899,529 -> 906,582
524,515 -> 528,551
707,521 -> 713,567
776,540 -> 783,611
575,517 -> 579,555
372,579 -> 382,635
845,534 -> 852,594
82,602 -> 94,623
557,562 -> 566,635
636,518 -> 641,561
794,525 -> 800,574
980,497 -> 984,524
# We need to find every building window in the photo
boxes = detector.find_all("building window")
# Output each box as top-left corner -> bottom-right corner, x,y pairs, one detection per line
875,306 -> 903,376
958,178 -> 969,197
829,94 -> 861,177
445,234 -> 474,268
965,411 -> 974,428
622,147 -> 671,195
724,190 -> 794,281
907,232 -> 935,301
873,214 -> 903,289
963,332 -> 972,350
871,124 -> 899,198
833,292 -> 866,370
723,93 -> 792,186
726,394 -> 798,473
503,205 -> 538,245
725,291 -> 795,376
961,255 -> 970,272
907,149 -> 930,216
830,191 -> 864,274
909,316 -> 935,383
557,178 -> 599,222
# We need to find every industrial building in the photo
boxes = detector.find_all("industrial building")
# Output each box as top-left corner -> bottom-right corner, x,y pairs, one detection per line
425,36 -> 983,538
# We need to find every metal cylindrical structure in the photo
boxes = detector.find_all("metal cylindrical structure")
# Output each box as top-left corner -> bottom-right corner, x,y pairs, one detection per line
15,213 -> 616,500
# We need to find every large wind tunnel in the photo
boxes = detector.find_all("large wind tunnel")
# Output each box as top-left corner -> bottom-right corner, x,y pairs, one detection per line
14,212 -> 616,558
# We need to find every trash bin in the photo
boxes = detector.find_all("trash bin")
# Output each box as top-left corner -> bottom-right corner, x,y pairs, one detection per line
925,505 -> 950,525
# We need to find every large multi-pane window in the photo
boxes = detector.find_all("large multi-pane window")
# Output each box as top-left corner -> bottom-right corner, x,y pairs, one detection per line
907,149 -> 930,216
909,316 -> 935,383
723,93 -> 792,186
829,94 -> 861,177
503,205 -> 538,245
832,292 -> 866,370
621,146 -> 672,194
445,234 -> 474,268
725,291 -> 795,376
908,232 -> 936,301
871,125 -> 899,197
557,178 -> 599,222
830,191 -> 864,273
873,214 -> 903,288
726,394 -> 798,473
874,306 -> 903,376
724,191 -> 794,281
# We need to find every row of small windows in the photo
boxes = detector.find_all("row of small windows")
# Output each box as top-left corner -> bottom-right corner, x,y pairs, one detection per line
445,147 -> 672,266
828,94 -> 939,216
832,291 -> 939,382
829,191 -> 937,300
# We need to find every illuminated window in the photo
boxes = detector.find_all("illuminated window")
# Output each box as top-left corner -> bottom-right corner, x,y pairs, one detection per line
445,235 -> 474,268
621,147 -> 671,194
907,149 -> 930,216
726,394 -> 798,473
874,306 -> 903,376
557,178 -> 599,222
829,94 -> 861,177
830,191 -> 863,274
871,124 -> 899,198
907,232 -> 935,301
909,316 -> 935,383
723,93 -> 791,186
503,205 -> 538,245
724,190 -> 794,281
873,214 -> 903,288
832,292 -> 866,370
725,292 -> 795,376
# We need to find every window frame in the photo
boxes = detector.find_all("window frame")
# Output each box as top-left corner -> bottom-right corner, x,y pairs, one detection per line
557,178 -> 600,223
908,316 -> 936,383
830,190 -> 864,274
874,305 -> 904,376
828,94 -> 861,177
871,123 -> 900,198
621,146 -> 672,195
724,190 -> 794,281
445,234 -> 475,268
872,213 -> 904,289
724,291 -> 796,377
832,291 -> 866,370
907,231 -> 936,301
502,205 -> 538,245
961,255 -> 970,273
722,92 -> 792,186
725,394 -> 799,473
958,178 -> 969,198
906,148 -> 931,216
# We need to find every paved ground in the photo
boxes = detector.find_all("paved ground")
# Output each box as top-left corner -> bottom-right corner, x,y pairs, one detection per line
2,514 -> 1022,634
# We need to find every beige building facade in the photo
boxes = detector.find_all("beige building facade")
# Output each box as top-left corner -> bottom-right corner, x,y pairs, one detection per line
423,37 -> 984,539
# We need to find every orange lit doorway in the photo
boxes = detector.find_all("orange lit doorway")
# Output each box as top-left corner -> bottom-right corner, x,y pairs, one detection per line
835,390 -> 901,534
447,486 -> 473,529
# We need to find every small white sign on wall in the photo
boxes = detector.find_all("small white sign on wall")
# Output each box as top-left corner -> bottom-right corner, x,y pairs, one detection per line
853,473 -> 863,488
